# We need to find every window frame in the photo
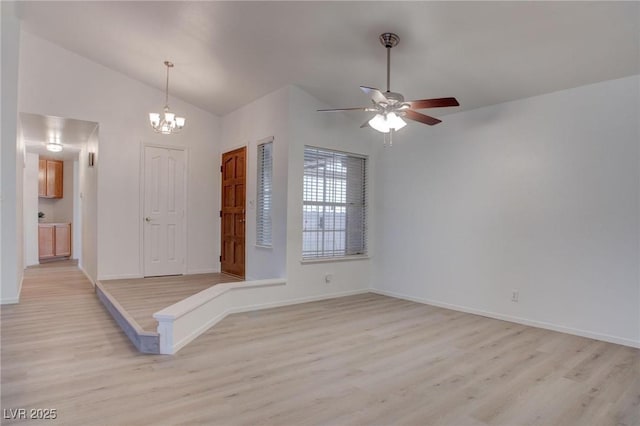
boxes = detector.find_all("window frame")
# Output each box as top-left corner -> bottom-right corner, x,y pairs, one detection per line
302,145 -> 367,261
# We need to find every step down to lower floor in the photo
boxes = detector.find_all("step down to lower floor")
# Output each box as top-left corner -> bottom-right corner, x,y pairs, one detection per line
95,283 -> 160,354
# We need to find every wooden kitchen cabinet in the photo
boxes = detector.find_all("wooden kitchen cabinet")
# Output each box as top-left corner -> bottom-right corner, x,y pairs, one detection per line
38,224 -> 55,259
39,223 -> 71,261
38,159 -> 47,197
38,158 -> 63,198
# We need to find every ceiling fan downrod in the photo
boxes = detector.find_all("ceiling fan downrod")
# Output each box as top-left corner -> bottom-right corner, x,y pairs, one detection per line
379,33 -> 400,93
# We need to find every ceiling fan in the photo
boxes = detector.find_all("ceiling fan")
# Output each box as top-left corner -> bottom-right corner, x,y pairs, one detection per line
318,33 -> 459,144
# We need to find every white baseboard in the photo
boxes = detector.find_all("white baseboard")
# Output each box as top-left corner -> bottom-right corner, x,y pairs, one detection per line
78,265 -> 95,287
172,310 -> 229,353
170,288 -> 369,354
185,268 -> 220,275
1,275 -> 24,305
228,288 -> 370,315
17,273 -> 23,300
371,288 -> 640,349
98,273 -> 144,281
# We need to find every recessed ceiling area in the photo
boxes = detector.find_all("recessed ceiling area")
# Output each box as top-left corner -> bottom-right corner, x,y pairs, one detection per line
16,2 -> 639,117
20,112 -> 98,160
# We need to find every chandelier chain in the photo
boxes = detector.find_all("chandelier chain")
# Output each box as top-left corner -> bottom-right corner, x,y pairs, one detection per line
164,61 -> 172,108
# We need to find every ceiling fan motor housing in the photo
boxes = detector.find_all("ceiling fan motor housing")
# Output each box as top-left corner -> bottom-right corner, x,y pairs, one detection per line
384,91 -> 405,104
379,32 -> 400,48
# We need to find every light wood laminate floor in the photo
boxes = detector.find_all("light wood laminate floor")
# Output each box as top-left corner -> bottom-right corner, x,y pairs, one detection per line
100,273 -> 242,331
1,262 -> 638,425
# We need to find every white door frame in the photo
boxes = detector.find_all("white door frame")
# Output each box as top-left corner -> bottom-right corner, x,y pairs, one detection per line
139,142 -> 188,277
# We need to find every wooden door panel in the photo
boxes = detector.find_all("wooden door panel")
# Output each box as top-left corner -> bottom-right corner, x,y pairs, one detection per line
221,147 -> 246,278
46,160 -> 63,198
223,185 -> 234,207
224,157 -> 235,180
222,240 -> 234,263
235,184 -> 245,207
235,156 -> 245,179
38,225 -> 55,259
234,243 -> 244,267
38,159 -> 47,197
54,224 -> 71,257
235,213 -> 245,237
53,161 -> 63,198
223,213 -> 234,234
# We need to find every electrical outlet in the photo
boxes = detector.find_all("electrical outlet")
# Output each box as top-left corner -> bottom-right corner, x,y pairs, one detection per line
325,274 -> 333,284
512,290 -> 519,302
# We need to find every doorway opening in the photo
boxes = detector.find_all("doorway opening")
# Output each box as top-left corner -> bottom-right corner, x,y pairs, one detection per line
20,112 -> 99,282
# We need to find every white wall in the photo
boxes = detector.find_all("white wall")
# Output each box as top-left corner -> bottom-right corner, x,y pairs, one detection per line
72,160 -> 81,261
79,128 -> 99,283
1,2 -> 23,303
18,31 -> 221,280
373,75 -> 640,347
220,85 -> 374,299
37,198 -> 53,222
23,152 -> 39,266
221,86 -> 290,280
285,86 -> 375,298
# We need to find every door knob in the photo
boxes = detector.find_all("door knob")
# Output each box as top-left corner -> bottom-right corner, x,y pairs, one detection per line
145,217 -> 152,222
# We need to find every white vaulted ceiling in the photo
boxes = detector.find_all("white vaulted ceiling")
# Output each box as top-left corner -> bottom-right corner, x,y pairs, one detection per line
17,1 -> 640,117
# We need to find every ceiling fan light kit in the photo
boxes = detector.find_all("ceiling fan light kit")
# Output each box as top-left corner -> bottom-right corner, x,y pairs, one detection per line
368,111 -> 406,133
149,60 -> 186,135
318,32 -> 460,145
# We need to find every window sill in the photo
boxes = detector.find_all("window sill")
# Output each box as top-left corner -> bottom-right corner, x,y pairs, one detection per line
255,245 -> 272,249
300,255 -> 370,264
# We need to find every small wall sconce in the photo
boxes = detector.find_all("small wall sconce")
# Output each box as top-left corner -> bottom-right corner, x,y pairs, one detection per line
88,152 -> 95,167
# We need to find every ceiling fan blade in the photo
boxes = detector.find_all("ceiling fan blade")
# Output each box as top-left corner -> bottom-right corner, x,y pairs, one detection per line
404,109 -> 442,126
317,107 -> 372,112
408,97 -> 459,110
360,86 -> 388,104
360,119 -> 371,128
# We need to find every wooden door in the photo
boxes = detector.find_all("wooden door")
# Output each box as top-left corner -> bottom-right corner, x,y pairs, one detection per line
143,146 -> 186,277
38,224 -> 55,259
54,224 -> 71,257
221,147 -> 246,278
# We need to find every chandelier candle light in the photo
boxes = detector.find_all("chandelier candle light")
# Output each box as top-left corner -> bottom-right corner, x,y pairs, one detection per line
149,60 -> 186,135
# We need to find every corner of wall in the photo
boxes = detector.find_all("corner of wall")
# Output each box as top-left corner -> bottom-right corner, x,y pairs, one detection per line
1,1 -> 22,304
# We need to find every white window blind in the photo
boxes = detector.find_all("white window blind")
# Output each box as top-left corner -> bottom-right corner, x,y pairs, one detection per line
303,146 -> 367,259
256,140 -> 273,247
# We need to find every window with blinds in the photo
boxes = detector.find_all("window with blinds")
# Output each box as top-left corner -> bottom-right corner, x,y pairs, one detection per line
303,146 -> 367,259
256,140 -> 273,247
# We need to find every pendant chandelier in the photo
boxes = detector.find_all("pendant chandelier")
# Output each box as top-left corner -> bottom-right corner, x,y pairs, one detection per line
149,60 -> 186,135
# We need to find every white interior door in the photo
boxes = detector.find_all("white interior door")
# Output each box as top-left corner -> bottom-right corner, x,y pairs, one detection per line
144,146 -> 186,277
